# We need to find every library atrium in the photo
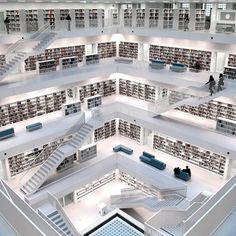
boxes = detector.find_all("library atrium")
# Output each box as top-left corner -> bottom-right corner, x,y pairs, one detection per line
0,1 -> 236,235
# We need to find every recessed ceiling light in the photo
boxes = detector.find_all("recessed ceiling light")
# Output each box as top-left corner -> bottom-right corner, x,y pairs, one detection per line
51,0 -> 58,2
35,0 -> 42,2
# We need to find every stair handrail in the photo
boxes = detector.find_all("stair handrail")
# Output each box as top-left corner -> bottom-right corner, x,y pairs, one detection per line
20,112 -> 85,186
5,39 -> 25,55
29,23 -> 51,40
47,192 -> 81,236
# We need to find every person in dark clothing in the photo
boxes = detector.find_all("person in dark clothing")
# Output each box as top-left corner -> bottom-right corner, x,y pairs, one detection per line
4,17 -> 10,34
66,14 -> 71,31
217,73 -> 224,92
183,166 -> 191,176
206,75 -> 216,96
174,167 -> 180,175
195,60 -> 201,71
184,14 -> 189,31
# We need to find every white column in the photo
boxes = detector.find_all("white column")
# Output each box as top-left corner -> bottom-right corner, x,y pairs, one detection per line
210,3 -> 218,33
189,3 -> 196,32
223,157 -> 231,180
158,3 -> 164,30
70,9 -> 76,31
84,9 -> 89,28
54,9 -> 61,31
173,9 -> 179,30
19,10 -> 27,33
132,8 -> 136,28
37,9 -> 44,29
98,9 -> 103,28
144,7 -> 149,28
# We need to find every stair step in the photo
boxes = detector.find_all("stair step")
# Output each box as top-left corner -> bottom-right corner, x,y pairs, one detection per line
54,218 -> 63,225
51,214 -> 60,222
48,211 -> 58,218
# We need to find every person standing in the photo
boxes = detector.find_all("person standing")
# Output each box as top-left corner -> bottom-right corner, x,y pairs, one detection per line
206,75 -> 216,96
184,14 -> 189,31
4,17 -> 10,34
217,73 -> 224,92
66,14 -> 71,31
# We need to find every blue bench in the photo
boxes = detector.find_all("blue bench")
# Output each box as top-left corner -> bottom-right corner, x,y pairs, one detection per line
26,122 -> 42,132
113,145 -> 133,155
0,128 -> 15,140
140,155 -> 166,170
174,171 -> 191,181
149,59 -> 166,70
170,62 -> 187,73
142,151 -> 155,159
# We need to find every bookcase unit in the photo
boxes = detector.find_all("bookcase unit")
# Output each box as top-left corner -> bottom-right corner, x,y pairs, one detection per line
26,10 -> 38,32
195,9 -> 205,31
56,153 -> 77,172
25,45 -> 85,71
178,9 -> 189,30
118,119 -> 141,143
62,100 -> 81,116
79,79 -> 116,103
163,8 -> 173,29
7,134 -> 72,178
136,9 -> 145,27
85,95 -> 102,110
94,119 -> 116,142
59,56 -> 78,70
43,9 -> 55,29
73,171 -> 116,202
111,9 -> 118,25
75,9 -> 85,28
89,9 -> 98,27
119,42 -> 138,59
119,79 -> 156,103
153,133 -> 226,176
6,10 -> 25,32
124,9 -> 132,27
0,90 -> 66,127
98,42 -> 116,59
149,8 -> 159,28
223,66 -> 236,80
169,90 -> 193,105
177,100 -> 236,121
149,45 -> 211,71
59,9 -> 70,21
85,54 -> 100,65
78,143 -> 97,163
227,54 -> 236,67
216,117 -> 236,136
0,55 -> 6,68
37,59 -> 57,74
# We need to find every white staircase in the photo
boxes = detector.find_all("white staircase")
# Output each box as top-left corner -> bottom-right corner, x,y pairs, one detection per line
21,123 -> 93,196
0,27 -> 57,82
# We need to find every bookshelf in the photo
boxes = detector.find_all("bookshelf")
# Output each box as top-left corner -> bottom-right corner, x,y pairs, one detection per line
136,9 -> 145,27
85,95 -> 102,110
149,8 -> 159,28
73,171 -> 116,202
178,9 -> 189,30
119,42 -> 138,59
216,117 -> 236,136
79,79 -> 116,103
89,9 -> 98,27
98,42 -> 116,59
177,100 -> 236,121
124,9 -> 132,27
149,45 -> 211,71
56,153 -> 77,172
227,54 -> 236,67
94,119 -> 116,142
0,90 -> 66,127
195,9 -> 205,31
6,10 -> 22,32
85,54 -> 100,65
26,10 -> 38,32
163,8 -> 173,29
7,134 -> 72,178
153,133 -> 226,176
118,119 -> 141,143
111,9 -> 118,25
59,9 -> 70,21
37,59 -> 57,74
62,100 -> 81,116
75,9 -> 85,28
119,78 -> 156,103
223,66 -> 236,80
43,9 -> 55,29
169,90 -> 193,105
25,45 -> 85,71
59,56 -> 78,70
78,143 -> 97,163
0,55 -> 6,68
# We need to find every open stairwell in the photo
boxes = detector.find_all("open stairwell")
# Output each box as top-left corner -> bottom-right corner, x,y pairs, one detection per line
21,123 -> 93,196
0,27 -> 57,82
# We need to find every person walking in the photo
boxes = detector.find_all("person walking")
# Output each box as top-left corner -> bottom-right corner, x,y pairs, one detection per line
217,73 -> 224,92
66,14 -> 71,31
4,17 -> 10,34
206,75 -> 216,96
184,14 -> 189,31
